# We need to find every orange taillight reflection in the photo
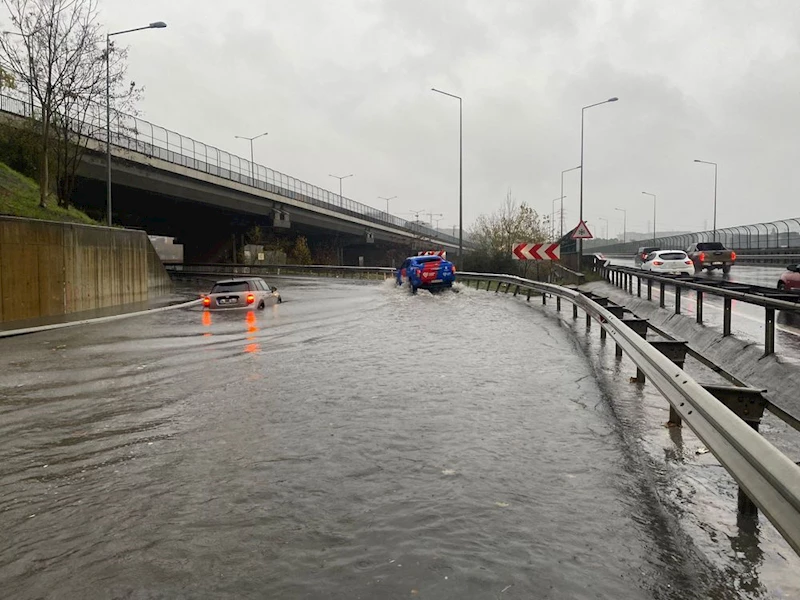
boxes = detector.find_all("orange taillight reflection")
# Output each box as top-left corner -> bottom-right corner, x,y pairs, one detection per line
202,311 -> 212,327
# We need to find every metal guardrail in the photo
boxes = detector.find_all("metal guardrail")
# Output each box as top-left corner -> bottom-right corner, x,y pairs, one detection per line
457,271 -> 800,556
595,263 -> 800,355
0,92 -> 466,248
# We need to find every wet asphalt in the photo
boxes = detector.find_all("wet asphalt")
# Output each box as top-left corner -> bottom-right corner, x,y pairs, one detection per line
1,277 -> 799,599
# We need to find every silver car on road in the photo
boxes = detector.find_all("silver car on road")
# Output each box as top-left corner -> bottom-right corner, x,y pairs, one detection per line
202,277 -> 282,310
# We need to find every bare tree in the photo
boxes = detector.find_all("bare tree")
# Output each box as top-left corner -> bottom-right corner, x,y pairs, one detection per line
0,0 -> 138,208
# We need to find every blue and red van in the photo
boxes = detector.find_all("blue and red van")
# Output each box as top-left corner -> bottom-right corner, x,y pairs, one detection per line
395,255 -> 456,292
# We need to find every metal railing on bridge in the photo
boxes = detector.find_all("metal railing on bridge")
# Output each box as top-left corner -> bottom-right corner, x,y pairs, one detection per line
588,217 -> 800,254
0,92 -> 464,248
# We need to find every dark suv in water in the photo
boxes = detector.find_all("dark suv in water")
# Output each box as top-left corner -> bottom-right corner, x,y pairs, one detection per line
634,246 -> 660,267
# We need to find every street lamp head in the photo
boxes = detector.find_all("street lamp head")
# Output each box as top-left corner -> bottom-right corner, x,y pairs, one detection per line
149,21 -> 167,29
608,97 -> 619,102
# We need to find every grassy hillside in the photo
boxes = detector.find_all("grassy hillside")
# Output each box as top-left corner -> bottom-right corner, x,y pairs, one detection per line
0,161 -> 97,225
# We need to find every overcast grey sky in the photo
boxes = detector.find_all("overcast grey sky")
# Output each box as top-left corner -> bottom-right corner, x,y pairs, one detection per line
99,0 -> 800,238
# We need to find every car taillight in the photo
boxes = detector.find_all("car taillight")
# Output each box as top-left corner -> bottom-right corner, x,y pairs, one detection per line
246,294 -> 255,304
684,260 -> 692,265
653,260 -> 664,266
731,251 -> 736,261
699,252 -> 705,262
202,297 -> 210,307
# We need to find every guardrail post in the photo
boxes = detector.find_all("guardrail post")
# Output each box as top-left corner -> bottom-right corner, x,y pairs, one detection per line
573,303 -> 578,319
702,385 -> 768,517
495,281 -> 502,293
659,281 -> 666,308
556,296 -> 561,311
765,308 -> 776,356
622,318 -> 648,364
650,341 -> 689,426
723,297 -> 732,336
586,312 -> 592,328
675,286 -> 682,314
526,287 -> 531,302
647,279 -> 652,301
504,283 -> 511,294
628,274 -> 634,294
513,285 -> 520,297
637,277 -> 642,298
542,293 -> 547,305
696,291 -> 704,324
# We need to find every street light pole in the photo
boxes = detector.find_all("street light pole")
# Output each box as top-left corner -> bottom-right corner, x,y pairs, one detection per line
551,196 -> 564,240
235,132 -> 268,183
642,192 -> 657,245
579,97 -> 618,265
106,21 -> 166,227
560,165 -> 580,239
431,87 -> 463,266
694,159 -> 718,241
598,217 -> 608,240
378,195 -> 397,213
614,208 -> 627,243
329,173 -> 354,203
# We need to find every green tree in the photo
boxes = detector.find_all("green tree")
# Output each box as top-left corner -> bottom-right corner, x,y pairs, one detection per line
465,191 -> 547,274
290,236 -> 313,265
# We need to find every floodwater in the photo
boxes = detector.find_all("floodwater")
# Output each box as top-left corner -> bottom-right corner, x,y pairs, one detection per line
1,277 -> 798,599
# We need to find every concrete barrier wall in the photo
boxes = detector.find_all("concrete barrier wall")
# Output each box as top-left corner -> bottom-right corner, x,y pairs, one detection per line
0,216 -> 172,323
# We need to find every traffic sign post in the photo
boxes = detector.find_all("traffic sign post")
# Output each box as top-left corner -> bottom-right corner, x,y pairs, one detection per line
511,242 -> 561,261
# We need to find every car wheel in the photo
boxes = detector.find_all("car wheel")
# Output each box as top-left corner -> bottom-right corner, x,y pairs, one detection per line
693,263 -> 701,274
258,301 -> 265,310
722,265 -> 731,274
778,281 -> 786,291
278,296 -> 282,303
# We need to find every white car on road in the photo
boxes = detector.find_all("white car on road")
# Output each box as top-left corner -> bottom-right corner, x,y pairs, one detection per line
641,250 -> 694,275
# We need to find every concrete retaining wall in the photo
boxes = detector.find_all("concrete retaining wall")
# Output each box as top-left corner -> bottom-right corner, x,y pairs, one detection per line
0,216 -> 172,323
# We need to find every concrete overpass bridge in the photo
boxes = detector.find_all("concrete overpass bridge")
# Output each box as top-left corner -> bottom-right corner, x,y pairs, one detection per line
0,92 -> 468,264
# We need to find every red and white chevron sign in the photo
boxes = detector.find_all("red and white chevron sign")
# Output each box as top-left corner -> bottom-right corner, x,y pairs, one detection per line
418,250 -> 447,259
511,242 -> 560,261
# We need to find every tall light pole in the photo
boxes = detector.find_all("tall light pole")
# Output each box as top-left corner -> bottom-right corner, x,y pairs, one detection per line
551,196 -> 564,240
614,207 -> 627,243
378,195 -> 396,213
329,173 -> 353,202
694,159 -> 718,241
560,165 -> 580,239
106,21 -> 167,226
235,132 -> 268,183
579,97 -> 618,264
598,216 -> 609,240
642,191 -> 657,245
431,87 -> 462,265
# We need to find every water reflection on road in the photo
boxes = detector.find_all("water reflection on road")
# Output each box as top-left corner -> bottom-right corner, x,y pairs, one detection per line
0,278 -> 798,599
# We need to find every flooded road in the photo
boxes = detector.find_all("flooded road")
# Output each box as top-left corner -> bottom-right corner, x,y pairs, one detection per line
1,278 -> 798,599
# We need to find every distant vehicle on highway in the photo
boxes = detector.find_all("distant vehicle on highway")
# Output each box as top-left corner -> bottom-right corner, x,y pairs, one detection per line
634,246 -> 660,267
641,250 -> 694,275
395,255 -> 456,293
202,277 -> 282,310
686,242 -> 736,274
778,264 -> 800,292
